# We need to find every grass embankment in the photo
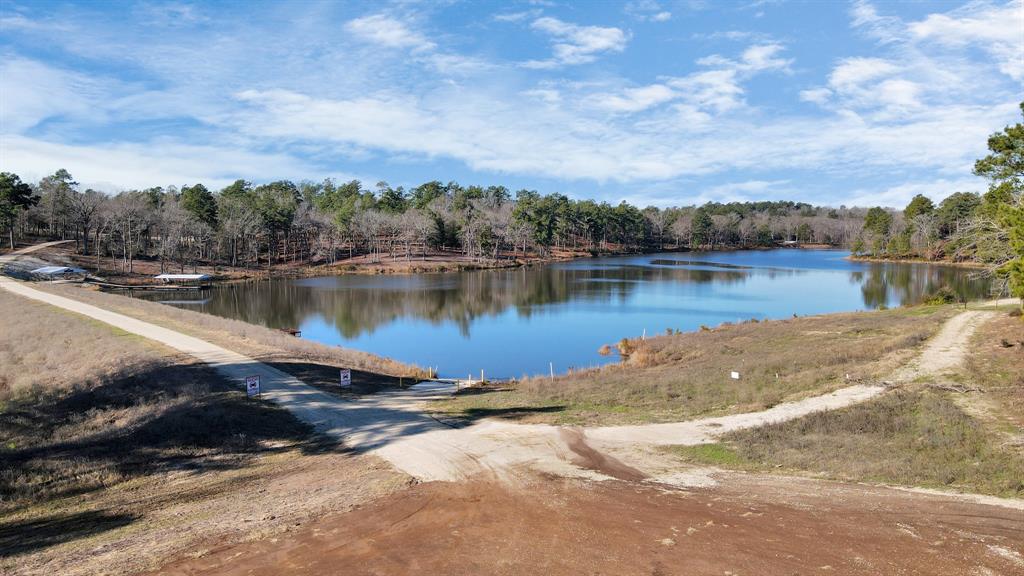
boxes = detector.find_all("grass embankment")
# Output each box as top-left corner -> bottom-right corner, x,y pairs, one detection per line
32,282 -> 429,394
667,311 -> 1024,498
432,306 -> 956,426
0,290 -> 406,576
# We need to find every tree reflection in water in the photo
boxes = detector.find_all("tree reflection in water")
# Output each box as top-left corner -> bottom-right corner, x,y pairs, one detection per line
137,250 -> 991,376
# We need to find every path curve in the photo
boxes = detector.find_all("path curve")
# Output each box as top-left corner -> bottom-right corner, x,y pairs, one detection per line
0,272 -> 1002,490
0,239 -> 73,257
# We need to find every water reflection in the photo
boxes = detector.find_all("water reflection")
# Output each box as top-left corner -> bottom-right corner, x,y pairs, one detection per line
142,250 -> 991,377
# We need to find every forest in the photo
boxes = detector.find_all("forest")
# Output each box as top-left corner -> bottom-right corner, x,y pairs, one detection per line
0,105 -> 1020,301
0,171 -> 869,273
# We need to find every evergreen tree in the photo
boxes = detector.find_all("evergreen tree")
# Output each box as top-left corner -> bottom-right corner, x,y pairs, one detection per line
973,102 -> 1024,306
0,172 -> 38,249
180,183 -> 218,227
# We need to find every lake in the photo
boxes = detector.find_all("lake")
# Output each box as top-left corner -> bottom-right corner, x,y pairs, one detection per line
143,249 -> 992,378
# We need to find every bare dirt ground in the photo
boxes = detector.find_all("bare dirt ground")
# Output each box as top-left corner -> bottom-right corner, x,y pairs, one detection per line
4,245 -> 1021,575
150,473 -> 1024,576
140,296 -> 1022,576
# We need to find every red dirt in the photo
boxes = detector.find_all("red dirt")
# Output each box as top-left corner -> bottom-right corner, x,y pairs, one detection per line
559,428 -> 648,482
147,473 -> 1023,576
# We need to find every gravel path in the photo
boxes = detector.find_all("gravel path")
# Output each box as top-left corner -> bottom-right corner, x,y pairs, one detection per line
0,270 -> 1005,497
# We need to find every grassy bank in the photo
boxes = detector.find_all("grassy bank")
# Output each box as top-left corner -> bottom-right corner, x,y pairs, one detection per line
32,282 -> 429,392
431,306 -> 956,426
666,309 -> 1024,498
667,389 -> 1023,498
0,290 -> 407,576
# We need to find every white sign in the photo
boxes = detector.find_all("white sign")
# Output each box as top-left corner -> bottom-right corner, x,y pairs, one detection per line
339,369 -> 352,387
246,375 -> 261,397
730,371 -> 741,380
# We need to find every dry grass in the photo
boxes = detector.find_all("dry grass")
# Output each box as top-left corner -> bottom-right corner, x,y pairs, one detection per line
960,313 -> 1024,433
667,389 -> 1024,498
33,282 -> 428,381
0,290 -> 406,576
664,311 -> 1024,498
0,290 -> 155,399
433,306 -> 956,426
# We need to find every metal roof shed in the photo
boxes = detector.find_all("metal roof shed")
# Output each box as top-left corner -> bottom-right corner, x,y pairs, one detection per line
30,266 -> 86,277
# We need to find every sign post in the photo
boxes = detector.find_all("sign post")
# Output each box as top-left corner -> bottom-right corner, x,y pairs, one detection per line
339,369 -> 352,388
246,375 -> 261,398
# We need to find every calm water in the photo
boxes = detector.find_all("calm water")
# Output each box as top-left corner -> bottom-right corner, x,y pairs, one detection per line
144,250 -> 991,378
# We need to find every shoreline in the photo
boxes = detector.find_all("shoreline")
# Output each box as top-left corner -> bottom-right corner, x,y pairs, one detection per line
25,239 -> 857,287
847,254 -> 990,269
196,244 -> 848,285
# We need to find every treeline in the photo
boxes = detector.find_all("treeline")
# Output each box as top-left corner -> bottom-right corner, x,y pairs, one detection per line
0,172 -> 868,274
852,191 -> 1005,261
851,102 -> 1023,301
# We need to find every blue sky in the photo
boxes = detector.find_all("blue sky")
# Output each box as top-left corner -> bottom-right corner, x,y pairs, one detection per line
1,0 -> 1021,208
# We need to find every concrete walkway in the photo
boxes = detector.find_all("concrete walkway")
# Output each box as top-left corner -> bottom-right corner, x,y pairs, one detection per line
0,274 -> 449,450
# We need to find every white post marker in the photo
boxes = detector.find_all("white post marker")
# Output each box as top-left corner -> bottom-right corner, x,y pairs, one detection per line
245,375 -> 261,397
730,371 -> 741,380
340,369 -> 352,388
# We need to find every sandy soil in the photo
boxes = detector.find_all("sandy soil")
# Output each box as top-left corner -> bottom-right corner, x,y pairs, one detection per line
148,473 -> 1024,576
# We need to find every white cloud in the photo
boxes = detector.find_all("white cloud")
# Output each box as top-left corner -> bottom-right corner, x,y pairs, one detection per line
805,3 -> 1019,120
846,177 -> 985,208
909,1 -> 1024,81
0,58 -> 110,132
590,84 -> 676,112
523,17 -> 628,68
344,14 -> 435,52
1,0 -> 1019,209
799,87 -> 832,105
828,57 -> 899,92
668,70 -> 744,113
667,43 -> 791,113
494,10 -> 541,23
849,0 -> 904,43
227,83 -> 1014,190
0,134 -> 319,192
625,1 -> 672,22
698,179 -> 792,203
0,12 -> 72,32
738,43 -> 791,72
523,88 -> 562,104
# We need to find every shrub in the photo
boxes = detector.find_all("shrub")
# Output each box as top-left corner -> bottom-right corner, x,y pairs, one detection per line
924,286 -> 958,305
616,338 -> 636,357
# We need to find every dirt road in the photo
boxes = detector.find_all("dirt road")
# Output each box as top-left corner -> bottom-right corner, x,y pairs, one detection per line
0,273 -> 1006,487
0,240 -> 73,257
891,309 -> 997,382
150,474 -> 1024,576
4,253 -> 1021,575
